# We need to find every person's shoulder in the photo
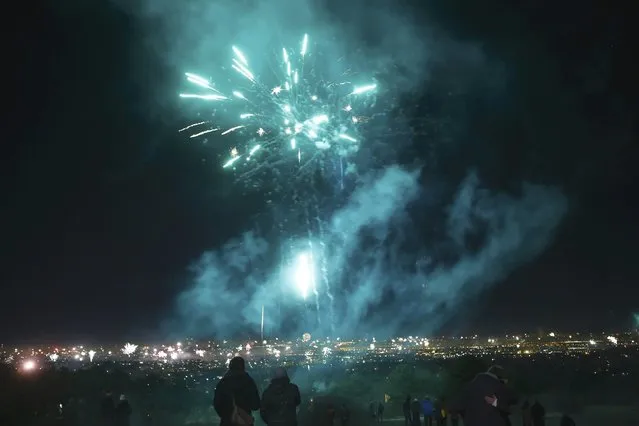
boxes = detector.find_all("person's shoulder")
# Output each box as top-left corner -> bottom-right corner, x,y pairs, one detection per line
475,372 -> 498,385
239,371 -> 255,382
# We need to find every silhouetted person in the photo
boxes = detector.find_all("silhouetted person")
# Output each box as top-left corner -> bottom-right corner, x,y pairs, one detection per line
421,397 -> 434,426
402,396 -> 412,426
411,398 -> 421,426
449,365 -> 515,426
530,400 -> 545,426
115,395 -> 132,426
100,391 -> 115,426
560,414 -> 576,426
214,356 -> 261,426
260,367 -> 301,426
341,404 -> 351,426
521,400 -> 532,426
377,401 -> 384,423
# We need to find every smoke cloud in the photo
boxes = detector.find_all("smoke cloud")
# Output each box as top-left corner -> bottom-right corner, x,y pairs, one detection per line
169,167 -> 567,339
114,0 -> 492,96
114,0 -> 567,338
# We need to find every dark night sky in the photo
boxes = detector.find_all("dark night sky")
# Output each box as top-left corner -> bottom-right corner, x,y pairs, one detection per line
3,0 -> 638,342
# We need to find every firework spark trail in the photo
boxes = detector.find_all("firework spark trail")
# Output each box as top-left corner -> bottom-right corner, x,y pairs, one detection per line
305,207 -> 321,325
179,34 -> 378,172
190,128 -> 219,138
178,121 -> 208,132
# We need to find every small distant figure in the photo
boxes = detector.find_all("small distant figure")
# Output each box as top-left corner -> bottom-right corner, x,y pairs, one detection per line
115,395 -> 132,426
402,396 -> 412,426
327,403 -> 336,426
449,411 -> 459,426
435,399 -> 447,426
260,367 -> 301,426
340,404 -> 351,426
531,400 -> 545,426
560,414 -> 576,426
494,376 -> 517,426
369,401 -> 377,421
213,356 -> 261,426
100,390 -> 115,426
377,401 -> 385,423
410,398 -> 421,426
521,400 -> 532,426
64,397 -> 78,426
421,397 -> 434,426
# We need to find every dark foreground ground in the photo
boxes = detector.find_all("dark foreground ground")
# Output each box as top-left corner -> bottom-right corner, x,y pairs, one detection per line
192,397 -> 638,426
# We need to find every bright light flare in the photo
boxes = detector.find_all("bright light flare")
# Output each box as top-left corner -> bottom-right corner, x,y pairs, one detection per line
22,360 -> 37,372
293,251 -> 315,299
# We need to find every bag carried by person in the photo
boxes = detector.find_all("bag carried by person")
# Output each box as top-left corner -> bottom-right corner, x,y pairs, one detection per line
231,396 -> 254,426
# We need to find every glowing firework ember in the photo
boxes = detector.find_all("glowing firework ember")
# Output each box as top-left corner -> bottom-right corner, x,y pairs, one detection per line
179,34 -> 377,171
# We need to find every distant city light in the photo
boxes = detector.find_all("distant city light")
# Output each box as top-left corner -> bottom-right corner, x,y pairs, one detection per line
2,331 -> 636,377
22,360 -> 36,372
122,343 -> 138,356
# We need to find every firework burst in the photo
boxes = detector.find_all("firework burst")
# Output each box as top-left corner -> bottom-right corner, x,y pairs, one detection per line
179,34 -> 377,174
